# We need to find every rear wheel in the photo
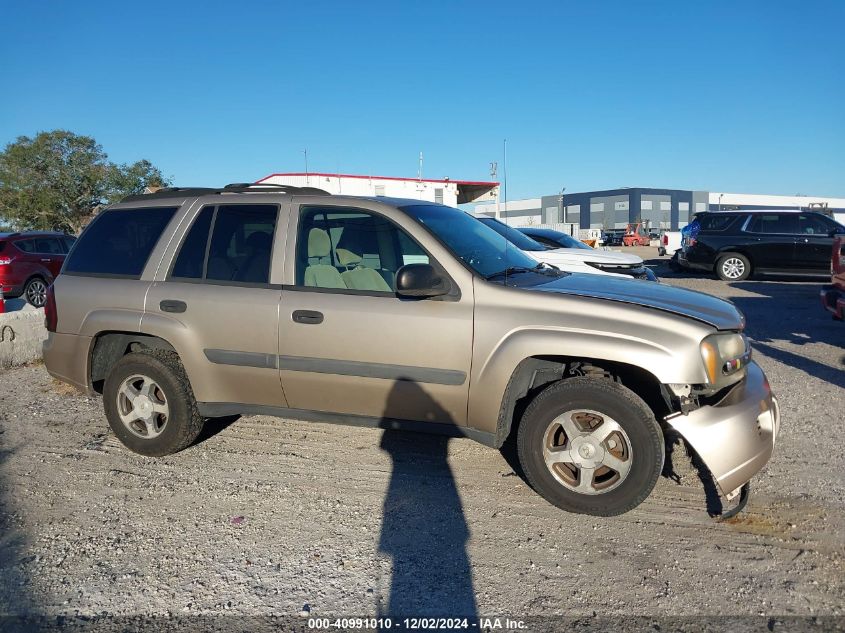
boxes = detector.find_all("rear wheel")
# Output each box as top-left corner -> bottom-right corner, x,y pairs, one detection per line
103,351 -> 204,456
517,377 -> 664,516
24,277 -> 48,307
716,253 -> 751,281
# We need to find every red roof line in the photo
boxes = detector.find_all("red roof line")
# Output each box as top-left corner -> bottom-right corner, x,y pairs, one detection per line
256,172 -> 499,187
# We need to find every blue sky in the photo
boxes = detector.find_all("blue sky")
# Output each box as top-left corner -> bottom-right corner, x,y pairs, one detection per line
1,1 -> 843,199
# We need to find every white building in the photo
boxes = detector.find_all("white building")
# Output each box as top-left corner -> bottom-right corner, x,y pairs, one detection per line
257,172 -> 499,207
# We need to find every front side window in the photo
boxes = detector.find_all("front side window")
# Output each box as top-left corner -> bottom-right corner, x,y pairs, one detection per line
798,214 -> 836,235
65,207 -> 177,277
296,206 -> 430,292
400,204 -> 544,279
170,204 -> 277,284
747,214 -> 798,234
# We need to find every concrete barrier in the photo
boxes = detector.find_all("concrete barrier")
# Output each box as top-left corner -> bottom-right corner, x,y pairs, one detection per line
0,308 -> 47,369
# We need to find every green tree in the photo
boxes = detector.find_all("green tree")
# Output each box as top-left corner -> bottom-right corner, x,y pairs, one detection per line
0,130 -> 170,233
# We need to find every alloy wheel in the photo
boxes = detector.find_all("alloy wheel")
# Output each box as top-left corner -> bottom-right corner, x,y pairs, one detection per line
542,409 -> 633,495
721,257 -> 746,280
115,374 -> 170,439
26,279 -> 47,307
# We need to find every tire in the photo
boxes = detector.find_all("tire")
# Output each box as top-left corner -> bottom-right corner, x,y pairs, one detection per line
657,247 -> 666,256
24,277 -> 48,308
716,253 -> 751,281
103,350 -> 204,457
516,377 -> 664,516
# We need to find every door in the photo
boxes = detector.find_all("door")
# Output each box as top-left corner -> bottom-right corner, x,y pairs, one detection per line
142,203 -> 287,408
743,213 -> 799,271
794,214 -> 837,273
34,237 -> 65,277
278,202 -> 474,426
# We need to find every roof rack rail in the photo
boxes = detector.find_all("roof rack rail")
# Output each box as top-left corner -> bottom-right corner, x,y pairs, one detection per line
121,183 -> 330,203
223,182 -> 331,195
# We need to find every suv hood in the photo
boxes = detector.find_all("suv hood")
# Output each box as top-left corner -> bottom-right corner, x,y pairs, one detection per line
532,273 -> 744,330
530,248 -> 643,266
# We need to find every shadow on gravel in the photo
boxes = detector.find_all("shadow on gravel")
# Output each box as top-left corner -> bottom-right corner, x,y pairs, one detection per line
377,381 -> 477,621
727,282 -> 845,390
0,439 -> 37,616
192,414 -> 241,446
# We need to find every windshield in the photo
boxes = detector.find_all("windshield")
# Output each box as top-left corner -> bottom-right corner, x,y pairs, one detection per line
400,205 -> 544,278
536,230 -> 592,250
476,217 -> 547,251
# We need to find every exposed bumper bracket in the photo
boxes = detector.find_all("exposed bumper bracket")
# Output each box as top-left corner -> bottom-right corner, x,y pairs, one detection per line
718,482 -> 750,521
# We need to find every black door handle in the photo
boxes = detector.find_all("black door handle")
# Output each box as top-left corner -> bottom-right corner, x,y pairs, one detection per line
160,300 -> 187,313
292,310 -> 323,324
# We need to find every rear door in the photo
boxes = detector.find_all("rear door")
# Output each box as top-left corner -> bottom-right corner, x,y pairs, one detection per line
743,213 -> 799,271
34,237 -> 65,278
142,201 -> 288,409
794,214 -> 838,273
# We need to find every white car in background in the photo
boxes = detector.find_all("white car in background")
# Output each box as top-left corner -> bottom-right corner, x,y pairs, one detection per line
476,216 -> 658,282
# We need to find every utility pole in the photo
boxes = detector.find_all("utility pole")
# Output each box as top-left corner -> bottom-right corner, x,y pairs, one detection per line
490,161 -> 499,219
502,139 -> 508,223
303,149 -> 309,185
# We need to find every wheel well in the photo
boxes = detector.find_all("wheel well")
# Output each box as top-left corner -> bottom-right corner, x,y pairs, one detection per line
495,355 -> 669,447
89,332 -> 176,393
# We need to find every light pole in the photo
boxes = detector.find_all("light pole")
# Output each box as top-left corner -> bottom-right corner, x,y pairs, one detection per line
558,187 -> 566,224
303,149 -> 309,185
718,193 -> 724,211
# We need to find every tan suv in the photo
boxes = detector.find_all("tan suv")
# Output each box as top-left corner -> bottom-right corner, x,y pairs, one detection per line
43,183 -> 779,516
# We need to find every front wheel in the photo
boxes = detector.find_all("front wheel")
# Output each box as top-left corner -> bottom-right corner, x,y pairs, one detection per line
716,253 -> 751,281
517,377 -> 665,516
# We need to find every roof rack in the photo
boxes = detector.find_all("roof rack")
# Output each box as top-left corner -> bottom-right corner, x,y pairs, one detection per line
121,183 -> 330,203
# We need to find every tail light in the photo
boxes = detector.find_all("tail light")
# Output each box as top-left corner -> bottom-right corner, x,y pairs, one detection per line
45,284 -> 57,332
662,234 -> 668,245
833,237 -> 844,275
689,237 -> 697,247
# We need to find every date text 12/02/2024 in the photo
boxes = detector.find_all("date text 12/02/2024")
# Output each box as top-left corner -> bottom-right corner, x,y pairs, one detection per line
307,617 -> 527,630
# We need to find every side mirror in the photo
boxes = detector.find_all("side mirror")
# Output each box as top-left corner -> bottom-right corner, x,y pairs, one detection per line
395,263 -> 450,298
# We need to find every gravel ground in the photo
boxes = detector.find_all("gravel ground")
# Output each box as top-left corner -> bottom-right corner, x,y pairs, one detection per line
1,253 -> 843,623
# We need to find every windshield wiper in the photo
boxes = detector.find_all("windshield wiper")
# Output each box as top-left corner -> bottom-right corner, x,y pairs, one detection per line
484,266 -> 535,280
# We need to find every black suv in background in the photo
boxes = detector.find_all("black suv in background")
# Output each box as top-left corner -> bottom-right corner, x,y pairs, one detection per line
680,210 -> 845,281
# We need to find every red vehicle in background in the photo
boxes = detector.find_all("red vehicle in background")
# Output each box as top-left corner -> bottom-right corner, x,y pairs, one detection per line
821,235 -> 845,320
622,222 -> 651,246
0,232 -> 76,307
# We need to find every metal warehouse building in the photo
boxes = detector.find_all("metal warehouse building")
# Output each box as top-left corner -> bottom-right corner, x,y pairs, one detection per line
473,188 -> 845,229
258,172 -> 499,207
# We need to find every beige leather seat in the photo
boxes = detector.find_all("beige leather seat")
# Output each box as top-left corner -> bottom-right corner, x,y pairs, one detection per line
337,248 -> 392,292
304,228 -> 346,288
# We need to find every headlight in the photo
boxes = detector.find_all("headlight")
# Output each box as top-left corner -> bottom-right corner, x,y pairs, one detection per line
700,332 -> 751,384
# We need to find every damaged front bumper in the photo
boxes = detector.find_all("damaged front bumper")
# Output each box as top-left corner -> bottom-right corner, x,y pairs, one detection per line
665,361 -> 779,498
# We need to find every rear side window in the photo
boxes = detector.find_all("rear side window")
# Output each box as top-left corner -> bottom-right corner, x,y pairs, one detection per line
171,206 -> 214,279
698,215 -> 736,231
35,238 -> 63,254
170,204 -> 278,285
64,207 -> 177,277
14,239 -> 35,253
747,214 -> 798,234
